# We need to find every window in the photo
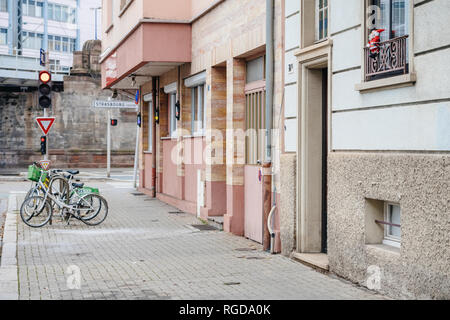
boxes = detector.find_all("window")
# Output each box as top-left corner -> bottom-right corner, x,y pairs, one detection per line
62,37 -> 68,52
54,4 -> 61,21
0,0 -> 7,12
364,0 -> 410,81
383,203 -> 401,248
169,93 -> 177,138
315,0 -> 328,41
22,31 -> 43,50
48,3 -> 53,20
36,1 -> 43,17
70,8 -> 76,24
54,36 -> 61,51
48,35 -> 54,51
245,56 -> 266,165
70,38 -> 76,52
28,0 -> 36,17
0,29 -> 7,45
22,0 -> 44,18
191,84 -> 206,135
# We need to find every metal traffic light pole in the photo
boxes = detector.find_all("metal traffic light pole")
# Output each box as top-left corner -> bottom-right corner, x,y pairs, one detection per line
107,109 -> 111,178
43,0 -> 49,161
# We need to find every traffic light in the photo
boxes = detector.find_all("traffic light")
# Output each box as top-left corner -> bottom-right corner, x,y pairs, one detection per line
155,107 -> 160,124
175,101 -> 180,121
111,119 -> 118,126
40,136 -> 47,155
137,112 -> 142,127
38,71 -> 52,109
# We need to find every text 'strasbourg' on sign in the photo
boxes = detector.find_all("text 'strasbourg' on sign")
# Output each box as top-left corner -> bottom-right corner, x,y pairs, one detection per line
92,100 -> 138,109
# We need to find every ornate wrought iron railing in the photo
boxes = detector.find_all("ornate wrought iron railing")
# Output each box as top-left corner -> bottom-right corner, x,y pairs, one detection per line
364,35 -> 409,81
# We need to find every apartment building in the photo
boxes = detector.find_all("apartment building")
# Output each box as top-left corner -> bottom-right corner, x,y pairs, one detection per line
280,0 -> 449,299
101,0 -> 449,299
100,0 -> 284,251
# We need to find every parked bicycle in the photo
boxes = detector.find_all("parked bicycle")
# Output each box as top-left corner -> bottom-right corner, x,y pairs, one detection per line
20,163 -> 108,228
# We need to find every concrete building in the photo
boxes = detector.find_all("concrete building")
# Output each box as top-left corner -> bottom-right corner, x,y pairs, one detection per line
0,0 -> 101,88
101,0 -> 449,299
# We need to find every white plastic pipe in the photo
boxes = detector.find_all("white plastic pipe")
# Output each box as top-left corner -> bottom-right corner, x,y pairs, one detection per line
267,206 -> 276,254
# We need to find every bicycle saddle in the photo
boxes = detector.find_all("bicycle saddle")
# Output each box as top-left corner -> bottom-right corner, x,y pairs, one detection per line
67,170 -> 80,175
72,182 -> 85,188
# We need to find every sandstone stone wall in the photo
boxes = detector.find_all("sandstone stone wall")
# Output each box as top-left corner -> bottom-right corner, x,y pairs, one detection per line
0,76 -> 136,169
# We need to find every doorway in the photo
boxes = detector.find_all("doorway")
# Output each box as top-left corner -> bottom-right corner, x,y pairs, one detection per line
297,64 -> 329,254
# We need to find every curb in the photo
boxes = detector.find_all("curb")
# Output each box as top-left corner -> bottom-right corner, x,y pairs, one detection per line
0,194 -> 19,300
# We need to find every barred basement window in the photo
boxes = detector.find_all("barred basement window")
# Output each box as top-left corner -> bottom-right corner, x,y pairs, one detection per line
382,202 -> 401,248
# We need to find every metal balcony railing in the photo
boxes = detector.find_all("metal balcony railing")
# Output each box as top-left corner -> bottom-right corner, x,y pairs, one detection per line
364,35 -> 409,81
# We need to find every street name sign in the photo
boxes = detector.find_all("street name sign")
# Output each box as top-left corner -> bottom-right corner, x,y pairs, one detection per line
40,49 -> 46,67
39,160 -> 51,170
36,117 -> 56,135
92,100 -> 138,109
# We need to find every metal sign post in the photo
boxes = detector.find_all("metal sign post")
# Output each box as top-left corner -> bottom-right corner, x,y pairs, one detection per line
93,99 -> 138,179
107,109 -> 111,178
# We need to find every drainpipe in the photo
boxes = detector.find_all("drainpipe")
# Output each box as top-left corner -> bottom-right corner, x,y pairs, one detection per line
151,77 -> 158,197
263,0 -> 275,251
265,0 -> 274,164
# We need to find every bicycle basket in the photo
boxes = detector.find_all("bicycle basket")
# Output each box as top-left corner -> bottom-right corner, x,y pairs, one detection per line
27,165 -> 41,182
77,187 -> 100,196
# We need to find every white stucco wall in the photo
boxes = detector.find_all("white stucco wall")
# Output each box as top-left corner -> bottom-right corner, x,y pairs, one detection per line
284,0 -> 300,153
330,0 -> 450,151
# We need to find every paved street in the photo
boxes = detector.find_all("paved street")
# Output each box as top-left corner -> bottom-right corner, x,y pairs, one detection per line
0,181 -> 384,300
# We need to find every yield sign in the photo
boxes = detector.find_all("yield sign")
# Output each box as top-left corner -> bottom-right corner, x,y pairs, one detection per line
36,117 -> 55,135
39,160 -> 51,170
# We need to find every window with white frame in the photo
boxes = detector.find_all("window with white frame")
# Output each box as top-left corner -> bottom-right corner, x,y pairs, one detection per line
0,0 -> 7,12
315,0 -> 328,41
185,72 -> 207,136
383,202 -> 401,248
169,93 -> 177,137
191,85 -> 206,135
0,29 -> 7,45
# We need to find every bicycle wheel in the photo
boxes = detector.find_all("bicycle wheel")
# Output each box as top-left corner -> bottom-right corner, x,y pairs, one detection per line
77,194 -> 108,226
20,196 -> 52,228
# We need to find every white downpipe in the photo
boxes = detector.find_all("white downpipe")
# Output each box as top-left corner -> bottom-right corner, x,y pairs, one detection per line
267,206 -> 276,254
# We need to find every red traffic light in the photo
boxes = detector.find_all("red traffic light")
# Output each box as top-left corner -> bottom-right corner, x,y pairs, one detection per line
39,71 -> 51,84
111,119 -> 118,126
40,137 -> 46,142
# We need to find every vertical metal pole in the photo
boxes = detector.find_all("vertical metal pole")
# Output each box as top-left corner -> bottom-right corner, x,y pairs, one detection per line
43,0 -> 49,162
94,8 -> 98,40
107,109 -> 111,178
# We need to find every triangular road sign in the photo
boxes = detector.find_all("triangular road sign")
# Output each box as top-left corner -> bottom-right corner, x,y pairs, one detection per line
39,160 -> 51,171
36,117 -> 55,135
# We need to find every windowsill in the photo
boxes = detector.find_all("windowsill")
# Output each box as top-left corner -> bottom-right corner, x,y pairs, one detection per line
118,0 -> 134,18
160,137 -> 173,141
144,151 -> 152,154
366,243 -> 400,256
356,73 -> 416,92
105,23 -> 114,34
183,134 -> 206,139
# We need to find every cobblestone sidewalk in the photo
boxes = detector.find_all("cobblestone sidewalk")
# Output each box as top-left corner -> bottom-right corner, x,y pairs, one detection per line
2,181 -> 384,300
